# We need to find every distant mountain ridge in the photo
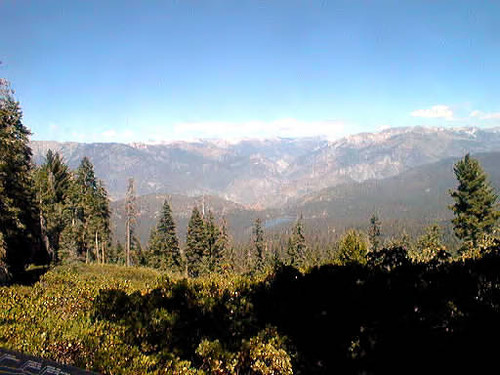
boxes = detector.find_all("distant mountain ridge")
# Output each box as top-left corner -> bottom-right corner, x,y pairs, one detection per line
31,126 -> 500,206
110,152 -> 500,246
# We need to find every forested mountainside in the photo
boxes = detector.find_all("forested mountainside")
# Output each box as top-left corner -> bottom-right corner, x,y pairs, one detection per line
32,126 -> 500,206
284,151 -> 500,241
110,151 -> 500,246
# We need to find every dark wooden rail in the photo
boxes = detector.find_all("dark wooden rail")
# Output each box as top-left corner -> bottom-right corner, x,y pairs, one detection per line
0,348 -> 98,374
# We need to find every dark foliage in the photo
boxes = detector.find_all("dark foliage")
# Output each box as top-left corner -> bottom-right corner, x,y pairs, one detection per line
93,241 -> 500,374
93,277 -> 261,366
0,80 -> 41,275
450,153 -> 499,247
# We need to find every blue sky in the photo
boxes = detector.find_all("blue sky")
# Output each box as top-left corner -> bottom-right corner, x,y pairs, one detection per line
1,0 -> 500,142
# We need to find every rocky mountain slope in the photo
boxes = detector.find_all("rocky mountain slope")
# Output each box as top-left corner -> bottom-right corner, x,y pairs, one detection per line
284,151 -> 500,240
109,152 -> 500,246
31,126 -> 500,206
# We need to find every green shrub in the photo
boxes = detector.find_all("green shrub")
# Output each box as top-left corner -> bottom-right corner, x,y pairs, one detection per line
337,229 -> 369,265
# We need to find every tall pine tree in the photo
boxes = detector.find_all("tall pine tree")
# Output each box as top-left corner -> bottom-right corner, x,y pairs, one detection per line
287,215 -> 307,268
217,216 -> 231,269
0,79 -> 39,275
147,199 -> 182,272
88,180 -> 110,264
185,206 -> 206,277
205,211 -> 224,272
368,213 -> 382,252
125,178 -> 137,266
450,154 -> 500,247
34,150 -> 71,263
63,157 -> 110,263
252,218 -> 265,271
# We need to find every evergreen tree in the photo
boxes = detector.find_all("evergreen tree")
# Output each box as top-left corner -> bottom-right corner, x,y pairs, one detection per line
147,199 -> 182,272
185,206 -> 206,277
217,216 -> 231,269
64,157 -> 110,263
368,213 -> 382,252
417,224 -> 444,251
450,154 -> 500,247
205,211 -> 224,272
414,223 -> 446,262
106,241 -> 124,265
337,229 -> 368,265
88,180 -> 111,264
252,218 -> 265,271
287,215 -> 307,268
125,178 -> 137,266
130,235 -> 144,266
0,79 -> 39,274
34,150 -> 71,263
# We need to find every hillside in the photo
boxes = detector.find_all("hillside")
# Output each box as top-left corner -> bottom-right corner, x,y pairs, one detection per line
32,126 -> 500,206
110,193 -> 260,246
284,151 -> 500,239
109,152 -> 500,246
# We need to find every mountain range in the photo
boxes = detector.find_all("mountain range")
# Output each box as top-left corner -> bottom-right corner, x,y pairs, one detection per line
31,126 -> 500,208
31,126 -> 500,245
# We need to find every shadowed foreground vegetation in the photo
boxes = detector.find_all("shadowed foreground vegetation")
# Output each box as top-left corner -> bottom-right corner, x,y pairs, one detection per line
2,241 -> 500,374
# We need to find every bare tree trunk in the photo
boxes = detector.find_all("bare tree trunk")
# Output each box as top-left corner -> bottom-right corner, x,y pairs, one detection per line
102,241 -> 105,264
40,211 -> 52,263
125,177 -> 136,267
95,231 -> 100,264
84,231 -> 88,264
39,195 -> 53,263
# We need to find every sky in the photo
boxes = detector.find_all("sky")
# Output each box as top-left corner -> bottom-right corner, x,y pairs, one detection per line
1,0 -> 500,143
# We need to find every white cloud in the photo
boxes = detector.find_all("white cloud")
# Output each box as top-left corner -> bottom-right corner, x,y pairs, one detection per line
70,131 -> 86,141
65,129 -> 137,143
98,129 -> 136,143
101,129 -> 117,137
411,105 -> 454,120
469,110 -> 500,120
167,118 -> 347,141
376,124 -> 392,132
55,119 -> 349,143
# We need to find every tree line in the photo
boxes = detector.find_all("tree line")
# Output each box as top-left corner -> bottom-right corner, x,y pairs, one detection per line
1,77 -> 499,282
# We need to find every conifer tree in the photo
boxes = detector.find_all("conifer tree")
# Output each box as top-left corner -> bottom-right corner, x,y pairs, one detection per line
417,224 -> 443,251
72,157 -> 95,261
217,216 -> 231,269
64,157 -> 110,263
34,150 -> 70,263
185,206 -> 206,277
88,181 -> 110,264
287,215 -> 307,268
252,218 -> 265,271
414,223 -> 447,262
384,229 -> 413,252
106,241 -> 124,265
205,211 -> 224,272
125,178 -> 137,266
368,213 -> 382,252
450,154 -> 500,247
337,229 -> 368,265
0,79 -> 39,274
147,199 -> 182,272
